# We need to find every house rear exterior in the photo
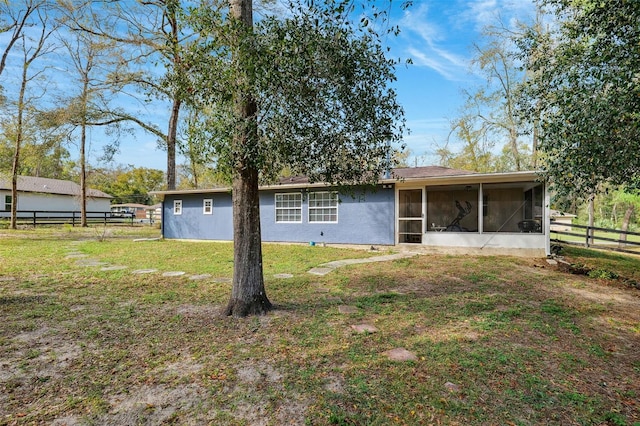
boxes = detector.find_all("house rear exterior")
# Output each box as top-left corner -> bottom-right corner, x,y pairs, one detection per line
154,167 -> 550,256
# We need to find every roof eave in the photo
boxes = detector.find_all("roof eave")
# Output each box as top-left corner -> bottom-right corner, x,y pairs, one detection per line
386,170 -> 542,185
151,171 -> 543,197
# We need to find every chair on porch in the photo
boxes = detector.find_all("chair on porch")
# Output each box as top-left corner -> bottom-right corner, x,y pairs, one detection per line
518,219 -> 541,233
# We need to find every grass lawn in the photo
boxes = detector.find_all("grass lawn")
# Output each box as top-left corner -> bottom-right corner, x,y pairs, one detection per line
1,227 -> 639,425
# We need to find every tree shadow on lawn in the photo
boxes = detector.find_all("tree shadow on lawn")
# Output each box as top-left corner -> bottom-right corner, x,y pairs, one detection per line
0,294 -> 52,306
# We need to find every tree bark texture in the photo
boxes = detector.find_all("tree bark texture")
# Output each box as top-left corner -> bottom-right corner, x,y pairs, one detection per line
224,0 -> 272,317
166,98 -> 181,190
80,72 -> 89,227
225,164 -> 272,316
618,205 -> 634,249
10,51 -> 29,230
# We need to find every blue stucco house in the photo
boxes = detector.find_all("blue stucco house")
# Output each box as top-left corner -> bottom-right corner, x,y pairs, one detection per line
153,167 -> 550,256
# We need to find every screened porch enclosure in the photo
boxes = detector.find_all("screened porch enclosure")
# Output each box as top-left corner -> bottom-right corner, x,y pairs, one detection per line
421,182 -> 544,235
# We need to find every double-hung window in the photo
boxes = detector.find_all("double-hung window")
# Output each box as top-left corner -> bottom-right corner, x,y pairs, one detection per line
309,191 -> 338,223
275,193 -> 302,223
4,195 -> 12,212
173,200 -> 182,215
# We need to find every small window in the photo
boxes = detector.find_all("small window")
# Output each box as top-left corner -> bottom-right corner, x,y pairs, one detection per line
275,193 -> 302,223
4,195 -> 12,212
203,199 -> 213,215
173,200 -> 182,215
309,191 -> 338,223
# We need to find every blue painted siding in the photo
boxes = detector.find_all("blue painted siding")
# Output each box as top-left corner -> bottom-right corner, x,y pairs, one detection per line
162,186 -> 395,245
162,192 -> 233,240
260,187 -> 395,245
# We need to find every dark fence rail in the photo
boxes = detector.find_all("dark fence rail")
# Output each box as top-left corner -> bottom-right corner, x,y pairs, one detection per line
550,221 -> 640,255
0,210 -> 136,227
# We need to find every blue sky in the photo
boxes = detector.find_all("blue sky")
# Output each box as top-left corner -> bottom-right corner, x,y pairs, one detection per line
1,0 -> 537,172
389,0 -> 536,165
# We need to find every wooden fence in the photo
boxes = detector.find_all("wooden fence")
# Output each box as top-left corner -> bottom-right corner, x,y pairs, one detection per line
0,210 -> 137,227
550,221 -> 640,255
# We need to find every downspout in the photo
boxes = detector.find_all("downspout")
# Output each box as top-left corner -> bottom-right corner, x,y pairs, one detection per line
160,197 -> 165,239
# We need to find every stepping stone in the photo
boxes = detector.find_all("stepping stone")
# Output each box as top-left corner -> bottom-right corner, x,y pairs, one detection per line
546,259 -> 558,265
132,269 -> 158,274
273,273 -> 293,279
383,348 -> 418,362
308,267 -> 334,276
66,254 -> 88,259
444,382 -> 460,393
101,265 -> 128,271
162,271 -> 185,277
351,324 -> 378,334
308,253 -> 417,276
338,305 -> 359,314
76,259 -> 107,267
189,274 -> 212,281
213,277 -> 232,283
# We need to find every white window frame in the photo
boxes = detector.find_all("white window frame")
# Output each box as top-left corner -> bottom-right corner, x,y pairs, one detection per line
173,200 -> 182,215
203,198 -> 213,215
308,191 -> 338,223
275,192 -> 302,223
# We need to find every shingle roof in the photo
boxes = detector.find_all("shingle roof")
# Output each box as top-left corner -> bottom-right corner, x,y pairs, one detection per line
0,176 -> 112,198
276,166 -> 476,185
390,166 -> 476,179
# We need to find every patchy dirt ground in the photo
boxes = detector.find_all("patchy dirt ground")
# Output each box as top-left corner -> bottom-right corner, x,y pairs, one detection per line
1,238 -> 639,425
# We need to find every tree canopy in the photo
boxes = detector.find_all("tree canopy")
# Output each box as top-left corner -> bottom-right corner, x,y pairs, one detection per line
518,0 -> 640,203
183,0 -> 406,187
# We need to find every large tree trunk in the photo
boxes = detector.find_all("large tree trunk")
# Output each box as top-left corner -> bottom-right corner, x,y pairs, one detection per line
587,196 -> 595,246
80,73 -> 89,227
225,165 -> 272,316
225,0 -> 271,317
10,53 -> 29,230
618,205 -> 634,249
80,123 -> 87,227
10,154 -> 19,230
166,97 -> 181,190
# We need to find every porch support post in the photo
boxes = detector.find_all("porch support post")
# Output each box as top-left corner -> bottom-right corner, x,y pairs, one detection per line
544,182 -> 551,256
478,184 -> 483,234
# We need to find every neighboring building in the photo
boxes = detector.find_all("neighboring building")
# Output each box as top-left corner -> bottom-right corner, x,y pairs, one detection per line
0,175 -> 112,216
146,203 -> 162,223
550,209 -> 576,232
153,167 -> 550,256
110,203 -> 149,219
110,203 -> 162,223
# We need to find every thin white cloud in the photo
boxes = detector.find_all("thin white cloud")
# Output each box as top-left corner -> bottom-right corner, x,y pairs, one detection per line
397,3 -> 471,81
396,0 -> 537,81
457,0 -> 537,32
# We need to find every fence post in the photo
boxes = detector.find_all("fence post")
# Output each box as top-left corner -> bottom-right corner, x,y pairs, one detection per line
585,226 -> 590,247
72,211 -> 75,227
33,211 -> 36,228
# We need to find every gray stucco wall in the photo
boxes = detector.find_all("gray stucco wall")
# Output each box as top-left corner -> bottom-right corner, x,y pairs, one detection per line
162,186 -> 395,245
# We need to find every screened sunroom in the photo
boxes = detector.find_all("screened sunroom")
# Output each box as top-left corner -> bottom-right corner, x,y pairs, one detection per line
394,170 -> 549,255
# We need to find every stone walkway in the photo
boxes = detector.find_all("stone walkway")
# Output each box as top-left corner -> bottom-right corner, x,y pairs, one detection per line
62,240 -> 417,280
308,252 -> 417,276
59,241 -> 424,364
